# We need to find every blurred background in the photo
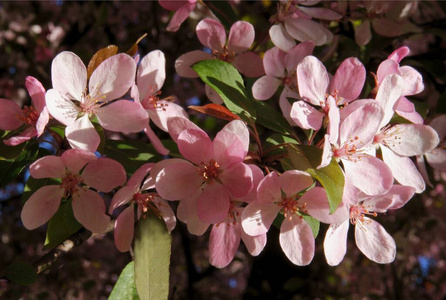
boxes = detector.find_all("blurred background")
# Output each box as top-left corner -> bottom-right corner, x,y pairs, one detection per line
0,1 -> 445,299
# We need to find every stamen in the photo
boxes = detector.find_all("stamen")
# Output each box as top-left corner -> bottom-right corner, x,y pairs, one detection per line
18,106 -> 39,126
133,192 -> 163,219
60,172 -> 83,198
197,159 -> 221,183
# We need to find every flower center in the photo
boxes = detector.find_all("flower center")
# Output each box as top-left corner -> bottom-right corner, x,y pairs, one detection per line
18,105 -> 39,126
141,90 -> 169,112
212,45 -> 235,63
133,192 -> 162,218
60,172 -> 83,198
333,136 -> 367,162
373,125 -> 402,148
278,194 -> 307,220
283,71 -> 297,92
197,159 -> 221,184
349,204 -> 377,226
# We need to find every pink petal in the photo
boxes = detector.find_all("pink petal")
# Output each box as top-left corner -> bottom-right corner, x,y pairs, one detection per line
279,88 -> 300,126
298,6 -> 342,20
167,116 -> 203,143
25,76 -> 46,113
232,52 -> 265,77
430,115 -> 446,139
209,222 -> 241,268
355,218 -> 396,264
51,51 -> 86,100
82,158 -> 126,192
0,98 -> 23,130
284,41 -> 315,71
35,107 -> 50,136
89,53 -> 136,102
426,148 -> 446,171
241,230 -> 266,256
263,47 -> 285,77
380,185 -> 415,210
279,170 -> 313,197
144,126 -> 170,156
236,164 -> 264,203
257,172 -> 281,203
159,0 -> 191,11
21,185 -> 63,230
376,60 -> 399,84
252,75 -> 282,100
177,128 -> 214,165
196,18 -> 226,51
149,101 -> 188,132
354,20 -> 371,46
175,50 -> 212,78
284,18 -> 333,46
213,131 -> 245,167
416,155 -> 433,188
97,100 -> 148,133
45,89 -> 80,126
109,186 -> 136,214
219,120 -> 249,153
177,192 -> 209,236
327,97 -> 340,145
166,2 -> 196,32
396,109 -> 424,125
381,146 -> 425,193
323,220 -> 349,266
329,57 -> 366,104
304,187 -> 349,224
137,50 -> 166,101
156,161 -> 202,200
318,136 -> 333,169
297,55 -> 329,106
269,24 -> 296,52
128,163 -> 153,190
205,84 -> 224,104
30,155 -> 65,179
3,127 -> 37,146
65,115 -> 100,152
228,21 -> 255,54
376,74 -> 404,128
279,216 -> 315,266
153,197 -> 176,233
72,189 -> 110,233
388,46 -> 410,63
61,148 -> 97,174
342,156 -> 393,196
114,205 -> 135,252
220,162 -> 253,198
399,66 -> 424,96
241,202 -> 280,236
197,183 -> 230,224
385,124 -> 439,156
372,19 -> 403,37
290,100 -> 324,130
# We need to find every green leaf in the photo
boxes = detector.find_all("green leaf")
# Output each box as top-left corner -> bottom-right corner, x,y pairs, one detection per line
301,214 -> 320,238
254,101 -> 293,134
0,140 -> 28,160
192,60 -> 256,123
44,200 -> 82,250
0,141 -> 39,188
134,212 -> 171,300
2,262 -> 37,285
109,261 -> 140,300
103,140 -> 162,175
287,145 -> 344,214
204,1 -> 238,29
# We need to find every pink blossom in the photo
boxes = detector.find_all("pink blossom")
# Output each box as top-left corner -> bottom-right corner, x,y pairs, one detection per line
46,51 -> 148,152
21,149 -> 126,233
132,50 -> 188,155
155,117 -> 253,224
175,19 -> 264,95
0,76 -> 49,146
269,1 -> 341,51
324,184 -> 415,265
158,0 -> 197,32
251,42 -> 315,125
109,163 -> 176,252
241,170 -> 345,266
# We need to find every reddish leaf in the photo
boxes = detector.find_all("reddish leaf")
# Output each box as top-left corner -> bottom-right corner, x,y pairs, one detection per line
126,33 -> 148,57
87,45 -> 119,79
189,104 -> 241,121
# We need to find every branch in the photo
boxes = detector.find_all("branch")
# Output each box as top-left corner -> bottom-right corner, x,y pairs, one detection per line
32,221 -> 115,274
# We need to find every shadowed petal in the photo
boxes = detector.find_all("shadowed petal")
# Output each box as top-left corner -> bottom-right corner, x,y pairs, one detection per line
65,115 -> 100,152
197,184 -> 230,224
30,155 -> 65,179
209,222 -> 241,268
96,100 -> 148,133
228,21 -> 255,54
114,205 -> 135,252
156,161 -> 202,200
72,189 -> 110,233
82,158 -> 126,192
0,98 -> 24,130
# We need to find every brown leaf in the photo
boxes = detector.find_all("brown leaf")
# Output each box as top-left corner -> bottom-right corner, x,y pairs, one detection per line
189,104 -> 241,121
87,45 -> 118,79
126,33 -> 148,57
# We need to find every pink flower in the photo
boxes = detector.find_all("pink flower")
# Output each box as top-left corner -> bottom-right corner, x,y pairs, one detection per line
175,18 -> 264,87
269,1 -> 341,51
0,76 -> 49,146
132,50 -> 188,155
154,117 -> 253,224
109,163 -> 176,252
324,184 -> 415,265
251,42 -> 315,125
46,51 -> 148,152
21,149 -> 126,233
375,46 -> 424,124
241,170 -> 345,266
158,0 -> 197,32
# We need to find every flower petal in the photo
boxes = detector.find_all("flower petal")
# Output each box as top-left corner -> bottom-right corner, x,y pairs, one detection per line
166,2 -> 196,32
329,57 -> 366,104
290,100 -> 324,130
196,18 -> 226,51
0,98 -> 23,130
285,18 -> 333,46
279,170 -> 313,197
175,50 -> 212,78
82,158 -> 126,192
376,74 -> 404,128
114,205 -> 135,252
257,172 -> 281,203
297,55 -> 329,106
197,183 -> 230,224
323,220 -> 349,266
109,186 -> 136,214
279,216 -> 315,266
144,126 -> 170,156
177,128 -> 214,165
51,51 -> 86,100
3,127 -> 37,146
167,116 -> 203,143
137,50 -> 166,100
45,89 -> 80,126
304,187 -> 349,224
252,75 -> 282,100
263,47 -> 285,77
30,155 -> 65,179
177,192 -> 209,236
241,202 -> 280,236
232,52 -> 265,77
214,131 -> 245,167
72,189 -> 110,233
284,41 -> 315,71
25,76 -> 46,113
96,100 -> 148,133
220,162 -> 253,198
154,197 -> 177,233
61,148 -> 97,174
156,161 -> 202,200
385,124 -> 439,156
21,185 -> 63,230
269,24 -> 296,52
209,222 -> 241,268
65,115 -> 100,152
149,101 -> 188,132
228,21 -> 255,54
